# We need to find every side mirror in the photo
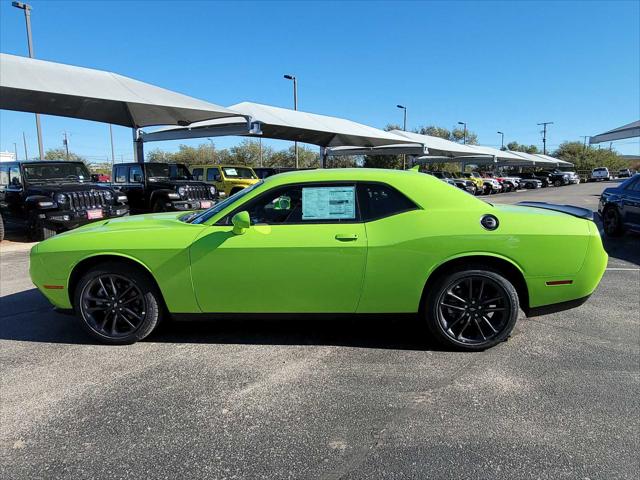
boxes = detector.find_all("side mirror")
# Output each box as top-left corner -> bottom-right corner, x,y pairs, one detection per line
133,174 -> 142,183
231,211 -> 251,235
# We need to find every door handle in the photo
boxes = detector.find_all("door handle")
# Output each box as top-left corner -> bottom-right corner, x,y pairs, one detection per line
335,233 -> 358,241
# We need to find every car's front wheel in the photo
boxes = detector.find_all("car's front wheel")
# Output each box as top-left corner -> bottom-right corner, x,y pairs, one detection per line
74,263 -> 163,344
424,268 -> 519,351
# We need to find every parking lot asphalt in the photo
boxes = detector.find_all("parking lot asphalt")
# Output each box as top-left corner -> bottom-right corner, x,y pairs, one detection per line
1,180 -> 638,479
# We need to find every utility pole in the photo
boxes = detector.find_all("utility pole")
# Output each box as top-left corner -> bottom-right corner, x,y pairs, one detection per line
537,121 -> 553,155
63,131 -> 70,160
580,136 -> 588,151
497,131 -> 505,150
22,131 -> 28,160
13,142 -> 18,160
284,74 -> 298,168
109,124 -> 115,167
12,2 -> 44,160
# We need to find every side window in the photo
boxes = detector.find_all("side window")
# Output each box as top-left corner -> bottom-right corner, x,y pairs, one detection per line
231,183 -> 358,225
114,166 -> 127,183
358,183 -> 418,221
9,166 -> 21,187
0,166 -> 9,186
129,165 -> 143,183
207,168 -> 220,182
192,168 -> 203,181
626,177 -> 640,192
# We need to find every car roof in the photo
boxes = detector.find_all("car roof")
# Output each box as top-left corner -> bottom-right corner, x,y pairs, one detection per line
13,160 -> 85,165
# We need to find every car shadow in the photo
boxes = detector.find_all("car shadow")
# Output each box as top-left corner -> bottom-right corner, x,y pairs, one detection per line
0,288 -> 447,351
593,213 -> 640,266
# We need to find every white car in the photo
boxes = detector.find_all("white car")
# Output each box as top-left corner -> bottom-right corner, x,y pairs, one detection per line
591,167 -> 611,181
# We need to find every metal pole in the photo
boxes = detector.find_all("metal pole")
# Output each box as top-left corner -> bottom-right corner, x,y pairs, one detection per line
497,131 -> 504,149
22,131 -> 28,160
293,77 -> 298,168
109,124 -> 115,164
537,121 -> 553,155
259,138 -> 263,167
14,142 -> 19,161
133,128 -> 144,163
13,2 -> 44,160
63,131 -> 69,160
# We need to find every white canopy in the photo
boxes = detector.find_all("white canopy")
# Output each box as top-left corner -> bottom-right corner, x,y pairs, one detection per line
0,53 -> 242,128
532,154 -> 574,167
589,120 -> 640,144
142,102 -> 418,149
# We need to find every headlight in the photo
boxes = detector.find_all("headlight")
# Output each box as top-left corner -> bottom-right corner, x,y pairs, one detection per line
103,190 -> 113,201
54,193 -> 67,204
177,186 -> 187,196
209,186 -> 216,195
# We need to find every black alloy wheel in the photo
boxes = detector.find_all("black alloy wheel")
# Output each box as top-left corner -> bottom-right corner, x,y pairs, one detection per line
602,207 -> 624,237
75,264 -> 163,344
425,269 -> 519,350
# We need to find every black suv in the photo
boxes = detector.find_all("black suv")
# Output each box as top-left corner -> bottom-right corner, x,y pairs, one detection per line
112,162 -> 216,213
0,161 -> 129,240
518,171 -> 550,187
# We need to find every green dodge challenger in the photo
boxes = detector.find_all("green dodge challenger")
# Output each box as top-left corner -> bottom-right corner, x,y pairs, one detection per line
30,168 -> 607,350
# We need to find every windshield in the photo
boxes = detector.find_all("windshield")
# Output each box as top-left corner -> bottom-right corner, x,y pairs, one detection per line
188,181 -> 263,224
23,163 -> 91,183
222,167 -> 256,179
146,163 -> 193,180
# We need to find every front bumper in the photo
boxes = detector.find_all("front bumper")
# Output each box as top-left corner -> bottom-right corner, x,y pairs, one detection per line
40,205 -> 129,230
166,199 -> 214,211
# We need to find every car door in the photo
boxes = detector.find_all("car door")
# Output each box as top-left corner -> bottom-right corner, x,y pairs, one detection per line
189,182 -> 367,313
125,165 -> 145,209
621,177 -> 640,228
206,167 -> 225,195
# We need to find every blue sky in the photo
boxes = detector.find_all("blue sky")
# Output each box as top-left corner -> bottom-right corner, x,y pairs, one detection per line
1,0 -> 639,162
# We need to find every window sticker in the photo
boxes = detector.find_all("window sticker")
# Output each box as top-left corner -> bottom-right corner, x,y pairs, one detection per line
302,186 -> 355,220
223,168 -> 238,176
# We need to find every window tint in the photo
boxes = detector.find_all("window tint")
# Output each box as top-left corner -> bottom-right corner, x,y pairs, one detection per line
129,165 -> 143,183
358,183 -> 417,221
114,166 -> 127,183
207,168 -> 220,182
234,183 -> 358,225
192,168 -> 203,181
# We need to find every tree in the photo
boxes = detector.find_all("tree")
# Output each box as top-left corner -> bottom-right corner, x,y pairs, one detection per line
506,142 -> 539,154
417,125 -> 478,145
553,141 -> 627,172
363,124 -> 404,169
44,148 -> 87,163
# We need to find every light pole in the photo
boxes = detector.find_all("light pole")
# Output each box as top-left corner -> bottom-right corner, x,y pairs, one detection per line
283,74 -> 298,168
397,105 -> 407,169
457,121 -> 467,144
13,142 -> 18,161
537,121 -> 553,155
497,131 -> 504,150
12,2 -> 44,160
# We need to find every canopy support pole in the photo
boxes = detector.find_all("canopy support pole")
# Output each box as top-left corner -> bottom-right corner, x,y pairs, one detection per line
320,146 -> 328,169
133,128 -> 144,163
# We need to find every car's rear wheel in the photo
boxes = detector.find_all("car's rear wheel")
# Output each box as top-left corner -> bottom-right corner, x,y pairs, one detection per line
74,264 -> 163,344
602,206 -> 624,237
424,269 -> 519,351
152,198 -> 169,212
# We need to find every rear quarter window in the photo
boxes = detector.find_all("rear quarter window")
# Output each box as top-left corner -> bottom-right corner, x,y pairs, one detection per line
358,183 -> 418,221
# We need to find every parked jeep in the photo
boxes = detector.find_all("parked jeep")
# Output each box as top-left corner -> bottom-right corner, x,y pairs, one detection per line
518,171 -> 550,188
112,162 -> 216,213
190,165 -> 259,198
428,171 -> 476,194
539,169 -> 571,187
0,161 -> 129,240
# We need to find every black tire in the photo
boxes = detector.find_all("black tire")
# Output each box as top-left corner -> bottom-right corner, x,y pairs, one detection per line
152,198 -> 168,212
73,262 -> 163,344
602,206 -> 624,237
554,179 -> 562,187
0,213 -> 4,242
28,212 -> 56,241
423,268 -> 519,351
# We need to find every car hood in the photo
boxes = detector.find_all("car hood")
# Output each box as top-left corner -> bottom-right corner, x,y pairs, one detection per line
26,183 -> 115,195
